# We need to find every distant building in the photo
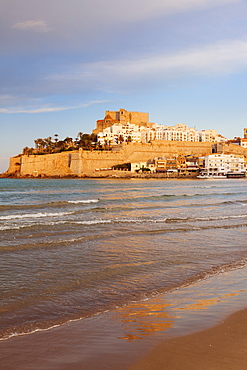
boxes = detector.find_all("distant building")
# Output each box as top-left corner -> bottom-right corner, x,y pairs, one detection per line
93,109 -> 151,134
140,123 -> 201,142
241,138 -> 247,148
154,155 -> 199,176
155,158 -> 167,173
96,120 -> 227,145
97,122 -> 144,145
199,154 -> 246,177
131,162 -> 154,173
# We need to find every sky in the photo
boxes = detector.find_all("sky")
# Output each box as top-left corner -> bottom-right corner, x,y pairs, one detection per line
1,0 -> 247,172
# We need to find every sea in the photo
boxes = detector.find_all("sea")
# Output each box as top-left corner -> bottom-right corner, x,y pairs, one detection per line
1,177 -> 247,343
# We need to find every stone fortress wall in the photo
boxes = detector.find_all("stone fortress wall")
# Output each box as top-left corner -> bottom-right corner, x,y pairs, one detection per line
5,108 -> 247,178
8,141 -> 247,178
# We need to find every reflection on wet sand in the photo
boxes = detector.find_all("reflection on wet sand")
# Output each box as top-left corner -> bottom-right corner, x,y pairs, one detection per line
177,293 -> 240,311
0,268 -> 246,370
116,300 -> 175,341
114,270 -> 247,343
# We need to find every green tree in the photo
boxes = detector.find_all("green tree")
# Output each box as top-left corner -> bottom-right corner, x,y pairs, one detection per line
34,138 -> 45,153
44,137 -> 53,153
63,137 -> 74,150
54,134 -> 59,146
22,147 -> 30,155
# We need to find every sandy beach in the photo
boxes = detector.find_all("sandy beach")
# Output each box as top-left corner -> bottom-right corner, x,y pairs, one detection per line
130,307 -> 247,370
1,308 -> 246,369
0,266 -> 246,370
1,179 -> 247,369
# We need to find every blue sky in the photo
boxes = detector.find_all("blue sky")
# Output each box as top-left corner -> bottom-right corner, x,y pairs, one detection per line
1,0 -> 247,172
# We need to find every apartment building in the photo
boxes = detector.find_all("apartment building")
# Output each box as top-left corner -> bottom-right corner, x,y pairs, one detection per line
97,122 -> 144,145
199,154 -> 246,177
96,121 -> 226,145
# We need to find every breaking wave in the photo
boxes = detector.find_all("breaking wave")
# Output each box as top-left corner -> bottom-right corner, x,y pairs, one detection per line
67,199 -> 99,204
0,211 -> 73,221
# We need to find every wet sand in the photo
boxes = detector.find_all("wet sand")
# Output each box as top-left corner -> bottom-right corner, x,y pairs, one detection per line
129,307 -> 247,370
0,267 -> 247,370
1,309 -> 246,370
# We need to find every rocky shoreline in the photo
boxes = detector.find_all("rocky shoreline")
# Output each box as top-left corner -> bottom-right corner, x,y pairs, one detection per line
0,171 -> 198,179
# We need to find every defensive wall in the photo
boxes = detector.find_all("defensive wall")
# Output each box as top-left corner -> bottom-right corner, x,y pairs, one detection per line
6,141 -> 247,177
7,156 -> 21,174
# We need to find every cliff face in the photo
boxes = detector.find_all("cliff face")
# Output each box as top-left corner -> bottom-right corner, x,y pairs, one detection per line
6,141 -> 247,178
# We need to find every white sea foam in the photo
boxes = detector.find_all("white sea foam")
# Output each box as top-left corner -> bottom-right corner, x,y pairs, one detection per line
0,225 -> 23,230
68,199 -> 99,204
73,218 -> 149,225
74,220 -> 112,225
0,323 -> 62,342
196,214 -> 247,221
0,211 -> 73,221
73,218 -> 159,225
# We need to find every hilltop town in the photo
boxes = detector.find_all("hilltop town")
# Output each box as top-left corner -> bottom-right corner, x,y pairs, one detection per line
4,109 -> 247,179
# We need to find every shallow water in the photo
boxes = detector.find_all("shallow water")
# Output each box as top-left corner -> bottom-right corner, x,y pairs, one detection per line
0,178 -> 247,341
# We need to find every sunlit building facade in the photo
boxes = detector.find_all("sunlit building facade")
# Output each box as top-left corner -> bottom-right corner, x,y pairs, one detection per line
97,121 -> 226,145
199,154 -> 246,177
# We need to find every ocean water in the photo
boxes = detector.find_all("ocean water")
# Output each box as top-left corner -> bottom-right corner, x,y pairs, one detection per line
0,177 -> 247,341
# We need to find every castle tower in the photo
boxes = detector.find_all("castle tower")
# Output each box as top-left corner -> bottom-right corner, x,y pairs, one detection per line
92,109 -> 151,134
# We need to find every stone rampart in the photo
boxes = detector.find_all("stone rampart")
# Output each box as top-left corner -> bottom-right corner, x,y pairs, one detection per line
216,143 -> 247,155
7,141 -> 247,177
74,142 -> 213,175
7,156 -> 21,174
20,152 -> 74,177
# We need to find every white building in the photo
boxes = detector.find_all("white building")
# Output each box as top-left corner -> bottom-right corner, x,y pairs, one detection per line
141,123 -> 200,142
199,154 -> 246,177
240,138 -> 247,148
97,122 -> 144,145
97,122 -> 227,145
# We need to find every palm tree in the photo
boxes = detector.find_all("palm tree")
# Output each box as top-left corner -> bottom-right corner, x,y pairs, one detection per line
34,138 -> 45,153
22,146 -> 30,155
74,132 -> 82,148
77,132 -> 83,140
63,137 -> 74,150
54,134 -> 59,147
27,148 -> 34,155
44,137 -> 53,153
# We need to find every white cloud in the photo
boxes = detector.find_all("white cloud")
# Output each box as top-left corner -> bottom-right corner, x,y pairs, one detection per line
1,0 -> 243,57
0,106 -> 69,114
12,20 -> 52,33
109,39 -> 247,76
6,0 -> 242,39
52,39 -> 247,91
119,0 -> 241,21
0,100 -> 109,114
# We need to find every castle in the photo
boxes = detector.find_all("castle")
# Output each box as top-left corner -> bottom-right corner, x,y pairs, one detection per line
94,109 -> 227,145
4,109 -> 247,178
93,109 -> 153,134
